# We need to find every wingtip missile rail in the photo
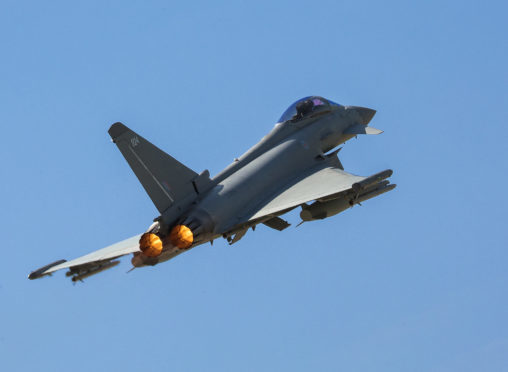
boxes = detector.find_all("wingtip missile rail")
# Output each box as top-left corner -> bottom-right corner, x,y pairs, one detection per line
300,168 -> 396,222
352,169 -> 393,192
28,259 -> 67,280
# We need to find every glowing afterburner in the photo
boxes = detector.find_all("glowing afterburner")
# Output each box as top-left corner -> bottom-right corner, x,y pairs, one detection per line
139,233 -> 163,257
170,225 -> 194,249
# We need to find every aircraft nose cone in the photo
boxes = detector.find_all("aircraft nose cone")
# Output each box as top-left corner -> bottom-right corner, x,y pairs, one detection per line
348,106 -> 376,125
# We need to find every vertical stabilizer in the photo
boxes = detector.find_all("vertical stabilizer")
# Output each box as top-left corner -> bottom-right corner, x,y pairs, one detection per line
108,122 -> 205,214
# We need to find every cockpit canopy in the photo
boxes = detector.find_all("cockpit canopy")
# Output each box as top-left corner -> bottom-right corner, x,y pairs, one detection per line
278,96 -> 341,123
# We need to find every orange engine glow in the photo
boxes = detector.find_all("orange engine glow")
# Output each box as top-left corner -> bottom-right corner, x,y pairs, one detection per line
139,233 -> 163,257
170,225 -> 194,249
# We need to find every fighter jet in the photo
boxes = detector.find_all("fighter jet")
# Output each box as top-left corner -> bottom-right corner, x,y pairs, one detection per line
29,96 -> 396,282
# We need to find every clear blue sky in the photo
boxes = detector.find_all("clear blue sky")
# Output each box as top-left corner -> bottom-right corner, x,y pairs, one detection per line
1,1 -> 507,371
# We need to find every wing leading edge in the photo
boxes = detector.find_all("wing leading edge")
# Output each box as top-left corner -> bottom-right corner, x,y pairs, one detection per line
244,159 -> 394,226
248,166 -> 365,221
28,234 -> 142,281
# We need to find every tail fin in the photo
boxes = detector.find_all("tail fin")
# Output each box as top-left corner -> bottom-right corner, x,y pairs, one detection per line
108,122 -> 210,214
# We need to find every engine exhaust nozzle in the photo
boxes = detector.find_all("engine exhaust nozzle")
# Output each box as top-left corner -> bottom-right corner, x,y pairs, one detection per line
139,233 -> 163,257
169,225 -> 194,249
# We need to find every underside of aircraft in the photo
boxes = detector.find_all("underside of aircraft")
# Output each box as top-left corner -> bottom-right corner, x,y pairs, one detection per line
29,96 -> 395,282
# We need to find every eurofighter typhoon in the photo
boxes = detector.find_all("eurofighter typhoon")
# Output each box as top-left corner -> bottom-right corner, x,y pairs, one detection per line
29,96 -> 396,282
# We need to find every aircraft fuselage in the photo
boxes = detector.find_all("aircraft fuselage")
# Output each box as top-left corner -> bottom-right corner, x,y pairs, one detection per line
147,104 -> 369,266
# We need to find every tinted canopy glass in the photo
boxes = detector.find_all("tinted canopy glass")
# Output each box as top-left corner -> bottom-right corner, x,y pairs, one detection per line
278,96 -> 340,123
